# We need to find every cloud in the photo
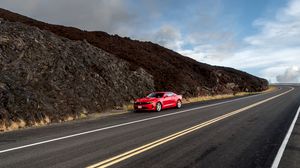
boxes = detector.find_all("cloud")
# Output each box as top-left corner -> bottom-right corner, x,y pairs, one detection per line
146,0 -> 237,61
276,66 -> 300,83
0,0 -> 138,35
234,0 -> 300,82
192,0 -> 300,83
244,1 -> 300,48
283,0 -> 300,18
149,24 -> 184,51
0,0 -> 40,14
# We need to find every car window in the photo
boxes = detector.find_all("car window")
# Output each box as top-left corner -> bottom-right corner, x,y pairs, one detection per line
166,92 -> 174,97
147,93 -> 164,98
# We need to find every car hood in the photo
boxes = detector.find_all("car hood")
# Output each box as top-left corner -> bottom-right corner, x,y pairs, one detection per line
135,97 -> 158,102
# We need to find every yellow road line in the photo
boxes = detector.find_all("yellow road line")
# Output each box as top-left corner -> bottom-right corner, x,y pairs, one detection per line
87,87 -> 293,168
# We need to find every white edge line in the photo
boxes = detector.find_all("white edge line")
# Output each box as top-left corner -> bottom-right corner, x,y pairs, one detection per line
271,105 -> 300,168
0,87 -> 284,154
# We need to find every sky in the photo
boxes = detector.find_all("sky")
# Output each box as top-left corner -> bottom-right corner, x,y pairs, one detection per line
1,0 -> 300,83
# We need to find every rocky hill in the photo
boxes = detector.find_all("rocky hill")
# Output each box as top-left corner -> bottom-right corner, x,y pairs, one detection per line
0,8 -> 268,131
0,20 -> 154,131
0,8 -> 268,95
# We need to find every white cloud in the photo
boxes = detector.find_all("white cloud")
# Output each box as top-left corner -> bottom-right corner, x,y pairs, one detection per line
276,66 -> 300,83
222,47 -> 300,69
0,0 -> 138,35
235,0 -> 300,82
177,0 -> 300,83
148,25 -> 236,64
151,25 -> 183,51
245,4 -> 300,48
136,0 -> 237,63
0,0 -> 40,14
283,0 -> 300,17
178,44 -> 234,65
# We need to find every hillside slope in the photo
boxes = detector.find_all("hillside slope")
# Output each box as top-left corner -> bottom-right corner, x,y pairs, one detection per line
0,8 -> 268,97
0,20 -> 154,130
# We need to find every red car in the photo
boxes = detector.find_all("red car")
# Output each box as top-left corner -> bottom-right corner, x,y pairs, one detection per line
134,92 -> 182,112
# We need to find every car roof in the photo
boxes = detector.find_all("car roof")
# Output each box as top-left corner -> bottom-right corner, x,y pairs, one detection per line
151,91 -> 173,94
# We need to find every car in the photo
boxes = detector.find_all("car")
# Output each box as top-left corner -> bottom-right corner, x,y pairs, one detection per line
134,92 -> 182,112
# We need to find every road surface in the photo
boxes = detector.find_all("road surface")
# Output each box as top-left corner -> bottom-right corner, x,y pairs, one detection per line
0,85 -> 299,168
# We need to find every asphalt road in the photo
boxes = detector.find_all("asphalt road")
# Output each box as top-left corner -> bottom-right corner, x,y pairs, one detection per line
0,85 -> 299,168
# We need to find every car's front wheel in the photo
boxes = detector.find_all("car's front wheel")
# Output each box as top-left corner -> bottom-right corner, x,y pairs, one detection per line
176,100 -> 182,108
156,102 -> 162,112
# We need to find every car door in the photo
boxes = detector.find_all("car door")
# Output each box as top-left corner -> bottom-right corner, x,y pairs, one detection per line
162,92 -> 172,108
169,92 -> 177,106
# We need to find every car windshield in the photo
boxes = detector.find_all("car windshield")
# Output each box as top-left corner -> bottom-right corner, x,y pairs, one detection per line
147,93 -> 164,98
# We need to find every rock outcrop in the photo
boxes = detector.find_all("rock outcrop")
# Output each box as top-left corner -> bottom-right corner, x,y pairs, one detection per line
0,20 -> 154,130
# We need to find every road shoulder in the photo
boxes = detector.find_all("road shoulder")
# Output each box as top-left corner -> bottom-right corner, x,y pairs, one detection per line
278,106 -> 300,168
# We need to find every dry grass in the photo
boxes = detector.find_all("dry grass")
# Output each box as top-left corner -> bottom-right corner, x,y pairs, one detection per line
0,119 -> 26,132
1,116 -> 52,132
183,86 -> 276,104
123,104 -> 134,111
263,85 -> 277,93
183,94 -> 239,104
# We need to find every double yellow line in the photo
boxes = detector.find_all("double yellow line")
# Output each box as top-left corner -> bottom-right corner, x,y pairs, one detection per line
87,87 -> 293,168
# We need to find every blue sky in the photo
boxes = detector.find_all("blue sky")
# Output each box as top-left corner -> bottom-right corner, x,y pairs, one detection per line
1,0 -> 299,83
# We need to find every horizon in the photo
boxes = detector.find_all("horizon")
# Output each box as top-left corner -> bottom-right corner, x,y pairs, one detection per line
1,0 -> 300,83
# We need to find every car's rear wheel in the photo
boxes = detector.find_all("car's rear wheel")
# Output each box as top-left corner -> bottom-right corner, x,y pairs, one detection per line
156,102 -> 162,112
176,100 -> 182,108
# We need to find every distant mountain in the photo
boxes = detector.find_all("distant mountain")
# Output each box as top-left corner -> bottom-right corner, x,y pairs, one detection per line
0,8 -> 268,131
